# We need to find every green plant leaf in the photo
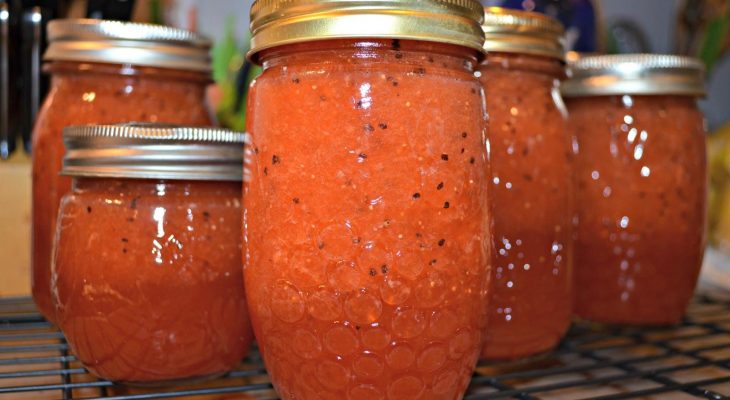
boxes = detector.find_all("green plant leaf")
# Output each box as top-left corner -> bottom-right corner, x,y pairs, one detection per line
698,14 -> 730,74
149,0 -> 163,25
211,16 -> 239,84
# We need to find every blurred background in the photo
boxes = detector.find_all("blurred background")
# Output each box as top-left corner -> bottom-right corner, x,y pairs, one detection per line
1,0 -> 729,296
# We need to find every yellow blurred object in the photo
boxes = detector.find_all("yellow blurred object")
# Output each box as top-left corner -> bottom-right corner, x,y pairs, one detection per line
0,152 -> 31,296
707,122 -> 730,251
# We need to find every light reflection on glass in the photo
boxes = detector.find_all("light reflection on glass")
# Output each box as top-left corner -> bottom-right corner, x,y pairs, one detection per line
633,144 -> 644,160
358,82 -> 372,109
151,206 -> 166,265
621,94 -> 633,108
82,92 -> 96,102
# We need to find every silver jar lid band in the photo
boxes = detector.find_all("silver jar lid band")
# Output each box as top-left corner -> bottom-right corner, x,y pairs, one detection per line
562,54 -> 705,97
62,124 -> 247,182
45,19 -> 212,73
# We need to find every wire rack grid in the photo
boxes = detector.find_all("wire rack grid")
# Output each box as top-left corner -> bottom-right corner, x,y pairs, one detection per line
3,296 -> 730,399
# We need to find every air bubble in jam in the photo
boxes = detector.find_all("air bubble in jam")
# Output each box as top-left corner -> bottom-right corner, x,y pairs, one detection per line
327,261 -> 363,292
380,277 -> 412,305
353,353 -> 385,379
429,309 -> 459,339
319,223 -> 358,260
361,326 -> 391,350
388,375 -> 425,400
391,307 -> 428,339
270,281 -> 306,323
324,324 -> 360,355
416,343 -> 448,372
293,329 -> 322,359
386,343 -> 416,370
349,384 -> 384,400
414,270 -> 448,307
316,360 -> 351,390
345,290 -> 383,324
307,291 -> 341,322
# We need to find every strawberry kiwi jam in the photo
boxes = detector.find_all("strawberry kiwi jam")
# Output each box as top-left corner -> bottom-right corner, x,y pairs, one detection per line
563,54 -> 707,325
244,38 -> 492,400
476,8 -> 573,360
568,95 -> 706,324
32,18 -> 213,324
477,52 -> 572,360
52,125 -> 252,384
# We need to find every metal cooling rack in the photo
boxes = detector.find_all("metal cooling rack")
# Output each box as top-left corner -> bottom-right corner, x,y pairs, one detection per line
3,296 -> 730,399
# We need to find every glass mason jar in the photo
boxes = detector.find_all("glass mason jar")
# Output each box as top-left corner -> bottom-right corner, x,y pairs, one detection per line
243,1 -> 492,399
52,125 -> 252,384
32,19 -> 213,323
477,8 -> 573,360
563,55 -> 707,325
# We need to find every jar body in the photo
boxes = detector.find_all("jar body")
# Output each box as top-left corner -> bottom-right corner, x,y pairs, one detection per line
568,95 -> 706,324
52,179 -> 252,383
477,53 -> 573,360
244,40 -> 491,400
32,62 -> 213,323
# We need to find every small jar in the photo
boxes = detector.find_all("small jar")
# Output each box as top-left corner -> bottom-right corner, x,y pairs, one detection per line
32,19 -> 214,323
244,1 -> 492,399
52,124 -> 252,384
477,8 -> 572,360
563,55 -> 707,325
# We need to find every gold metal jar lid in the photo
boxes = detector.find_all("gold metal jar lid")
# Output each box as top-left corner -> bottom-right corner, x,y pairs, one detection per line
62,124 -> 248,181
247,0 -> 486,63
562,54 -> 705,97
45,19 -> 212,72
482,7 -> 565,61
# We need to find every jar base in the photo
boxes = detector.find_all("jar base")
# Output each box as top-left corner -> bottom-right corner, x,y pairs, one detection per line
475,348 -> 558,378
480,329 -> 566,362
572,314 -> 684,328
32,292 -> 57,326
480,341 -> 558,363
110,371 -> 228,388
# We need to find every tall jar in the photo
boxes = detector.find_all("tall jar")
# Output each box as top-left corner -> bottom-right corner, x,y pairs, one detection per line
52,124 -> 252,383
477,8 -> 572,360
243,1 -> 492,399
563,55 -> 707,325
32,19 -> 213,323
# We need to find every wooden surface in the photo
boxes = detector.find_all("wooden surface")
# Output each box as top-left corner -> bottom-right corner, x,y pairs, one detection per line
0,153 -> 31,296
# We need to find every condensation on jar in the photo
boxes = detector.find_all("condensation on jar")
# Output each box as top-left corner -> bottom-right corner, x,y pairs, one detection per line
243,1 -> 492,399
52,124 -> 252,384
477,7 -> 573,361
31,19 -> 214,324
563,54 -> 707,325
